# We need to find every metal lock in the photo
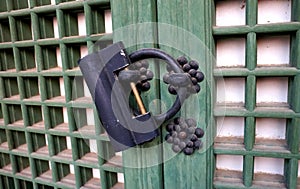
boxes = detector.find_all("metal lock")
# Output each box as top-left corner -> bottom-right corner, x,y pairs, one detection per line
78,42 -> 195,152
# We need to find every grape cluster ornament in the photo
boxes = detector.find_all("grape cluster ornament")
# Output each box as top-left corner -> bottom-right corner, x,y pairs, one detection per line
128,60 -> 154,92
164,56 -> 204,96
165,117 -> 204,155
163,56 -> 205,155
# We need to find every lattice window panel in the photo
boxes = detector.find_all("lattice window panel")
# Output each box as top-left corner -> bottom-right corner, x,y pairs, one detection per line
0,0 -> 124,188
213,0 -> 300,188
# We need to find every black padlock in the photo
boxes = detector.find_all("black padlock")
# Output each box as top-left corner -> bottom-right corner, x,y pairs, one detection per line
78,42 -> 189,151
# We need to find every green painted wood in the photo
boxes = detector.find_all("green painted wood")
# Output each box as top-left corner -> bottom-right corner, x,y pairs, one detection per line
215,106 -> 298,118
213,23 -> 300,36
245,75 -> 256,112
243,155 -> 254,187
285,158 -> 298,189
0,19 -> 12,43
214,67 -> 300,77
287,117 -> 300,155
291,30 -> 300,69
287,124 -> 298,189
244,117 -> 255,151
246,33 -> 257,71
214,147 -> 296,158
0,1 -> 8,12
12,0 -> 29,10
293,75 -> 300,113
287,1 -> 300,185
246,0 -> 257,26
291,30 -> 300,115
157,0 -> 213,188
98,141 -> 118,188
292,0 -> 300,22
111,0 -> 163,188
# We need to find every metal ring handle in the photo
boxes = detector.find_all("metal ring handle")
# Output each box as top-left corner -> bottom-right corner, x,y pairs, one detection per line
129,48 -> 187,124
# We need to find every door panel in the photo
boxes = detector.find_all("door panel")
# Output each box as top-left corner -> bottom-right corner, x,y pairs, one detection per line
111,1 -> 163,189
157,0 -> 214,188
112,0 -> 300,189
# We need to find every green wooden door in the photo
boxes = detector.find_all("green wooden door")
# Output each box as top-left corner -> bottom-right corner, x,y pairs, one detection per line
157,1 -> 213,189
111,0 -> 164,188
112,0 -> 300,189
112,0 -> 213,188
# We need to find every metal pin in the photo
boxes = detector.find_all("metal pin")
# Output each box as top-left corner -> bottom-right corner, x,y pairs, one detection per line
125,67 -> 147,115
